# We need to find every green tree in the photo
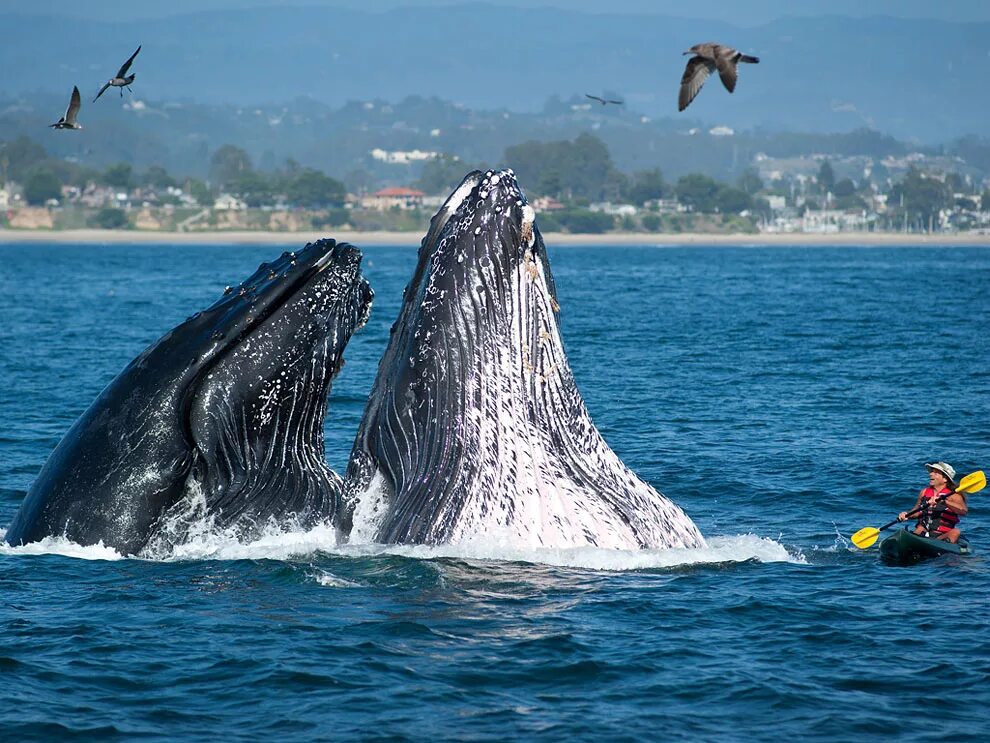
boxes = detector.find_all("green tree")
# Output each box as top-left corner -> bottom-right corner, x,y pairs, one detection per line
103,163 -> 134,190
344,169 -> 375,195
1,136 -> 48,181
889,167 -> 951,230
143,165 -> 176,189
945,172 -> 966,193
415,154 -> 473,194
624,168 -> 666,205
210,145 -> 253,189
641,214 -> 662,232
505,133 -> 618,201
713,186 -> 753,214
736,168 -> 764,195
832,178 -> 856,198
90,208 -> 129,229
675,173 -> 720,213
817,160 -> 835,194
285,169 -> 346,208
556,209 -> 614,233
228,170 -> 273,207
535,211 -> 562,232
23,167 -> 62,205
185,178 -> 214,206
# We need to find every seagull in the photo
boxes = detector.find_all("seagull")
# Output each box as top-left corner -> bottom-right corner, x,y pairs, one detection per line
50,86 -> 82,129
93,45 -> 141,102
678,42 -> 759,112
586,93 -> 623,106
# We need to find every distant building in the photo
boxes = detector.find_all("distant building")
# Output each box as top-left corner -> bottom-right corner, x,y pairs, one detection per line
802,209 -> 874,233
79,185 -> 117,209
531,196 -> 565,211
214,193 -> 247,211
644,199 -> 687,214
589,202 -> 637,216
370,148 -> 440,164
361,187 -> 426,210
0,186 -> 9,209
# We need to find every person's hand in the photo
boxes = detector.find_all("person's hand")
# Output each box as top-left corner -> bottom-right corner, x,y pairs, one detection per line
897,512 -> 908,522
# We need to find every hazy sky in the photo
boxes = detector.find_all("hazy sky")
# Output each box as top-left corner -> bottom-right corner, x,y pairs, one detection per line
5,0 -> 989,25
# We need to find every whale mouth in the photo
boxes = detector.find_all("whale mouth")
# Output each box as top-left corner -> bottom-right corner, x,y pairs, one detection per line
176,239 -> 373,535
344,171 -> 706,551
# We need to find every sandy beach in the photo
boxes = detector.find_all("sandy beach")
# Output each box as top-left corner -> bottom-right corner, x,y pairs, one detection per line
1,228 -> 989,246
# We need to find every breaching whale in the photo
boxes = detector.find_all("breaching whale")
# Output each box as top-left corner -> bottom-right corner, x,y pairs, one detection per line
343,170 -> 705,550
5,239 -> 373,555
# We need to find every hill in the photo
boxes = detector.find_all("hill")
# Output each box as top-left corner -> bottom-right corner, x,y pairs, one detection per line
0,6 -> 987,142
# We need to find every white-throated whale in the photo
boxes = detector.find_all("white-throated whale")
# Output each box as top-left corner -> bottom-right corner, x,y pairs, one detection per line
5,239 -> 372,555
343,170 -> 705,550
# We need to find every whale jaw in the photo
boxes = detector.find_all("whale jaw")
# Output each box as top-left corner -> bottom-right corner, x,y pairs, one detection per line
345,171 -> 705,550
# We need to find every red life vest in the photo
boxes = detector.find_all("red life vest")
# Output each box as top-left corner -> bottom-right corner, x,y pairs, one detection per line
919,486 -> 961,533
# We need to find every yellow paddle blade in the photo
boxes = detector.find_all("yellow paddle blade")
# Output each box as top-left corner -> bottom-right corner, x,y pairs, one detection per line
958,470 -> 986,494
851,527 -> 880,549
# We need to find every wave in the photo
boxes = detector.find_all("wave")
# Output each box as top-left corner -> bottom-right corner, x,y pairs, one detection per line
0,529 -> 125,561
0,523 -> 802,569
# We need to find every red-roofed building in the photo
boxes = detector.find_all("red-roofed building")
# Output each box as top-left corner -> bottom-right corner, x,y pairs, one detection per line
362,187 -> 426,210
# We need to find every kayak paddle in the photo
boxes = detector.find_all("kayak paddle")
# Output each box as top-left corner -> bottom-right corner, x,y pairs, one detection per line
851,470 -> 986,549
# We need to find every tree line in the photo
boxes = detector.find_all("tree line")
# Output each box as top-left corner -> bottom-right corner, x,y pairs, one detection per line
4,133 -> 986,233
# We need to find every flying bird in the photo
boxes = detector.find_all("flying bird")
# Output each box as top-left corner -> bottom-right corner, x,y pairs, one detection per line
93,45 -> 142,102
50,86 -> 82,129
678,42 -> 759,112
585,93 -> 623,106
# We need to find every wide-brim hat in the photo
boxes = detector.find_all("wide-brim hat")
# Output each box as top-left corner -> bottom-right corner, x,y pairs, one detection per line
925,461 -> 957,484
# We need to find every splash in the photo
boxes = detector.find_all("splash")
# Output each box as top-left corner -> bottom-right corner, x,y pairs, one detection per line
2,523 -> 801,569
334,532 -> 803,570
0,530 -> 125,561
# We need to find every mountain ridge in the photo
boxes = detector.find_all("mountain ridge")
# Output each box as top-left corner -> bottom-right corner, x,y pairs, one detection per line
0,6 -> 985,142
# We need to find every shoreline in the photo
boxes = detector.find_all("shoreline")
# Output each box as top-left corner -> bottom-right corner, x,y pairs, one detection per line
1,228 -> 989,247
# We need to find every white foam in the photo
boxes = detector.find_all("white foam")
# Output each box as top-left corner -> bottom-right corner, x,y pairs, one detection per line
162,522 -> 340,562
0,523 -> 800,569
0,532 -> 125,561
334,533 -> 802,570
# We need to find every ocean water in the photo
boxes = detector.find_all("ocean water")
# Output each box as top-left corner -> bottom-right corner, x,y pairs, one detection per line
0,242 -> 988,742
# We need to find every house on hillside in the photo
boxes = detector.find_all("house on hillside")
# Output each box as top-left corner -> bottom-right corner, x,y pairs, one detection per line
361,187 -> 426,210
531,196 -> 565,211
214,193 -> 247,211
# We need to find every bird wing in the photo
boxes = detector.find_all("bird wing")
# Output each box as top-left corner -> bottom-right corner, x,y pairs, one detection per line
585,94 -> 605,104
715,47 -> 739,93
607,99 -> 623,105
117,45 -> 141,78
66,86 -> 81,123
679,56 -> 715,111
93,81 -> 111,103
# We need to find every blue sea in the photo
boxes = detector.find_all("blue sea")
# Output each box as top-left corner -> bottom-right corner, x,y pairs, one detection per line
1,242 -> 988,742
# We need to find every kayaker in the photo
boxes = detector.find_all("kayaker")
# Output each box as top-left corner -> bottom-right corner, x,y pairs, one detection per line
897,462 -> 968,543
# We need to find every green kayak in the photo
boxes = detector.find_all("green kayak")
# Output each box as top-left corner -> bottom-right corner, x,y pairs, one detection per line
879,528 -> 972,565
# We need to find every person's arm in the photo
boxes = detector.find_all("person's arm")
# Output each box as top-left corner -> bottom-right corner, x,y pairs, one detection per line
943,492 -> 968,516
898,491 -> 925,521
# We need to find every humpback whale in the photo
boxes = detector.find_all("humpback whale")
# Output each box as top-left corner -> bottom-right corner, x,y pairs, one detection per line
343,170 -> 705,550
5,239 -> 372,555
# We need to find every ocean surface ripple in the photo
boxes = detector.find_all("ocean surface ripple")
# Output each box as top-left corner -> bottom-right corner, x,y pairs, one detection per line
1,243 -> 988,741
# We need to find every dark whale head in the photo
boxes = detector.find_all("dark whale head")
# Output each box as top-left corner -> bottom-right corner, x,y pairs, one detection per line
344,170 -> 705,550
6,239 -> 372,554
